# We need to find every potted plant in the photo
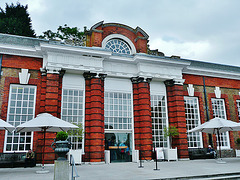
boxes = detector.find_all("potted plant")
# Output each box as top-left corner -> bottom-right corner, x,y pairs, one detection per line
51,131 -> 71,160
163,126 -> 179,161
164,126 -> 179,148
235,138 -> 240,157
67,123 -> 84,164
56,131 -> 69,141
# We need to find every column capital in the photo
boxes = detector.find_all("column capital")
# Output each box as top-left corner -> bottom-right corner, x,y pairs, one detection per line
83,72 -> 107,80
165,78 -> 185,86
41,67 -> 62,75
131,76 -> 152,84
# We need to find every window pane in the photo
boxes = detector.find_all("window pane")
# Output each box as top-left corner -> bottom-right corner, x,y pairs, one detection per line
151,95 -> 168,148
5,85 -> 36,152
184,97 -> 202,148
104,92 -> 132,130
211,98 -> 229,149
61,89 -> 84,150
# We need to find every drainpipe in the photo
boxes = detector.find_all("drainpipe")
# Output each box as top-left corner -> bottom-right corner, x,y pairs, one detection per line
203,76 -> 213,146
0,54 -> 2,77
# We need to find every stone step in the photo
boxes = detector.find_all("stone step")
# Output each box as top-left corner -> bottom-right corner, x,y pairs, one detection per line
194,175 -> 240,180
160,172 -> 240,180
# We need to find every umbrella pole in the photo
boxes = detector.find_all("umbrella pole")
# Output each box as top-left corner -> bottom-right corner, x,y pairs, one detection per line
217,129 -> 222,159
42,128 -> 46,169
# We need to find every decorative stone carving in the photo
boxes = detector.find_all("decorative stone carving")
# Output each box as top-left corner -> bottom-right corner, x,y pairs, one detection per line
187,84 -> 194,97
46,67 -> 62,74
164,79 -> 185,86
173,78 -> 185,85
130,76 -> 152,84
83,72 -> 107,80
40,68 -> 47,76
214,87 -> 221,98
19,69 -> 30,84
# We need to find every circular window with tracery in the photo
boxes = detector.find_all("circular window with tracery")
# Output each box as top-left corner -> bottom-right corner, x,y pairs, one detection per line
105,39 -> 131,55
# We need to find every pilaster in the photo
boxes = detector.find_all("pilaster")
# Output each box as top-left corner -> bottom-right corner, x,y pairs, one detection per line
165,79 -> 189,159
131,77 -> 152,160
39,68 -> 64,163
83,72 -> 106,162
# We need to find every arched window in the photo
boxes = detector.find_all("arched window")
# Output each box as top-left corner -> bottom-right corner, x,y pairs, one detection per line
105,39 -> 131,55
102,34 -> 136,55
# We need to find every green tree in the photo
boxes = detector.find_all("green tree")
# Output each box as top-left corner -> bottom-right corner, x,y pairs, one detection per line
164,126 -> 179,148
39,24 -> 86,46
0,2 -> 35,37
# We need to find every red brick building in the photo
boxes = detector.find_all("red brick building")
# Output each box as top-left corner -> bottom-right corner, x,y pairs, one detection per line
0,21 -> 240,164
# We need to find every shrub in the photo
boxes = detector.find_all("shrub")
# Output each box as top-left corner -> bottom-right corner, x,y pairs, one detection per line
236,138 -> 240,145
56,131 -> 68,141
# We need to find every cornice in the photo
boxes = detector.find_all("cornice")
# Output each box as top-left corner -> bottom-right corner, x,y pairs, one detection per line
40,43 -> 111,58
133,54 -> 191,67
0,43 -> 42,58
183,66 -> 240,80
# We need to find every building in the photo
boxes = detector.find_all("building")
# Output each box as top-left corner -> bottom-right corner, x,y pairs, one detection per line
0,21 -> 240,164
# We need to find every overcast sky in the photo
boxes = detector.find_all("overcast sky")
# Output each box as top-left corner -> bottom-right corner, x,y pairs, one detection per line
1,0 -> 240,66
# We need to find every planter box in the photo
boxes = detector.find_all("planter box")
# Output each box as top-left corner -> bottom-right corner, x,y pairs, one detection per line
68,149 -> 82,164
132,150 -> 139,163
236,149 -> 240,157
163,148 -> 178,161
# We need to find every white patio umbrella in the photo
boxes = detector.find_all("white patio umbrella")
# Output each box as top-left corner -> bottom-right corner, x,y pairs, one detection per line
16,113 -> 78,170
188,117 -> 240,159
0,118 -> 15,132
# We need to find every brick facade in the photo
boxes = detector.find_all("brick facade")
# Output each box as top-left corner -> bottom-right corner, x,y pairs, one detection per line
165,80 -> 189,159
131,77 -> 153,160
1,22 -> 240,164
86,22 -> 148,53
183,74 -> 240,151
83,72 -> 105,162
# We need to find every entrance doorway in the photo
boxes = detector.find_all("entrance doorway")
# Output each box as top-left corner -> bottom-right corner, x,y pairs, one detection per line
105,133 -> 132,162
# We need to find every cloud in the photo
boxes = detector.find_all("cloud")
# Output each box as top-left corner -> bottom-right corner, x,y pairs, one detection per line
0,0 -> 240,66
150,37 -> 211,60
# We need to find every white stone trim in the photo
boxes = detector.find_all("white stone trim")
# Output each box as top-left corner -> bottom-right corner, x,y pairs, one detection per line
19,69 -> 30,84
187,84 -> 194,96
184,67 -> 240,80
102,34 -> 136,54
173,78 -> 185,85
214,87 -> 221,98
105,77 -> 132,92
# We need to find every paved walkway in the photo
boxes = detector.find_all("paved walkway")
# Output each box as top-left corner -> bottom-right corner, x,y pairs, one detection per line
0,158 -> 240,180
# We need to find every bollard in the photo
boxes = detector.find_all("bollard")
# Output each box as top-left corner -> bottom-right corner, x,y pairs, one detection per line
153,146 -> 160,171
138,150 -> 144,168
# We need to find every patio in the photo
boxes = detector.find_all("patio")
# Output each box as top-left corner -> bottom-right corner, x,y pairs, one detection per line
1,158 -> 240,180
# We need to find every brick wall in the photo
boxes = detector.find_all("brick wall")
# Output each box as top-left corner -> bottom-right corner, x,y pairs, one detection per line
131,77 -> 152,160
87,23 -> 148,53
165,80 -> 189,159
0,55 -> 44,163
183,73 -> 240,152
83,73 -> 105,162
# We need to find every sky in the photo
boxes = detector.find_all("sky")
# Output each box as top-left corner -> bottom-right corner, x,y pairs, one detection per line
1,0 -> 240,67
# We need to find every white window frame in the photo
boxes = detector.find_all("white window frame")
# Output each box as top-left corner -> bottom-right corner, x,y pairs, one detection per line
151,94 -> 168,148
184,96 -> 203,148
4,84 -> 36,152
102,34 -> 136,54
104,78 -> 135,152
61,88 -> 85,150
211,98 -> 230,149
236,100 -> 240,122
104,91 -> 133,131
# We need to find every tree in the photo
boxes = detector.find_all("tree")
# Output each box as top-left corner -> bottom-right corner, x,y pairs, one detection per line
164,126 -> 179,148
39,24 -> 86,46
0,3 -> 35,37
